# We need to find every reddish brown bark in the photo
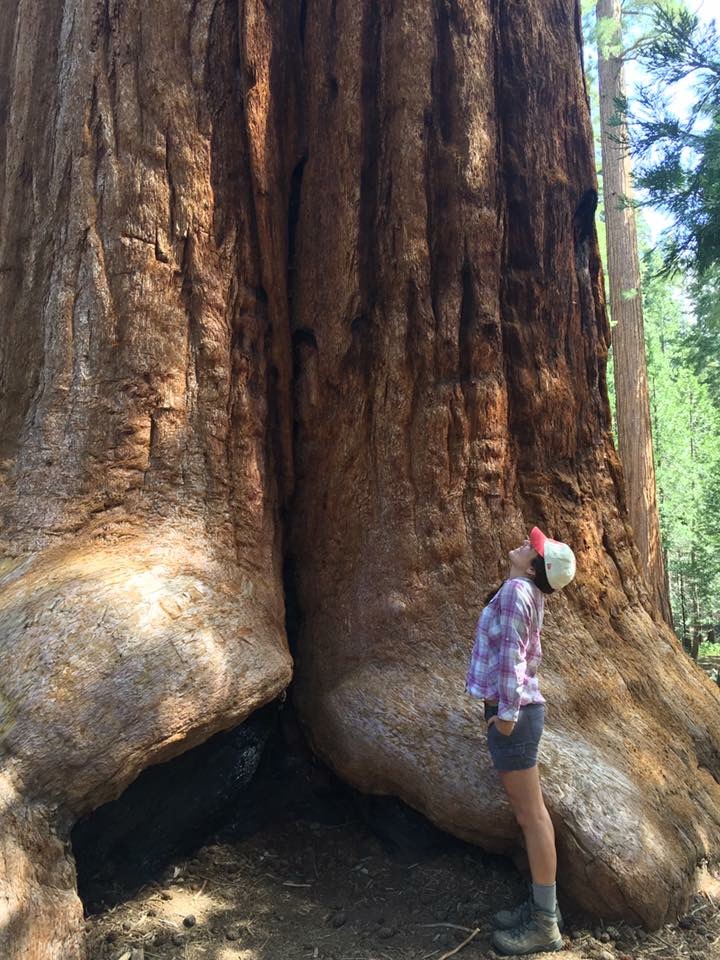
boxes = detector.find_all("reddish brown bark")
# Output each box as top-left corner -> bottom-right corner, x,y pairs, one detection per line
290,0 -> 720,930
0,1 -> 300,953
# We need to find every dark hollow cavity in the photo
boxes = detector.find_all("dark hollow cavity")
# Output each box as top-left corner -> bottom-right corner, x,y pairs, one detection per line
72,699 -> 461,916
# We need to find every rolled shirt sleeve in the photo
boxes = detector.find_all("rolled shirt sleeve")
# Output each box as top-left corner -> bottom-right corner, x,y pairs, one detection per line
496,583 -> 533,721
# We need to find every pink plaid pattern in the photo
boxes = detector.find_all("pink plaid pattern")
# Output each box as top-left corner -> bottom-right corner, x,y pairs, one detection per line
465,577 -> 545,721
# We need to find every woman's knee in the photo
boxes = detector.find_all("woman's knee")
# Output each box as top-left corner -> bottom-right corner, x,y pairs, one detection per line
513,801 -> 550,831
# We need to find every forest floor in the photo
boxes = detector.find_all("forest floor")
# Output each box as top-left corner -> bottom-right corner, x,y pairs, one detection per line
84,790 -> 720,960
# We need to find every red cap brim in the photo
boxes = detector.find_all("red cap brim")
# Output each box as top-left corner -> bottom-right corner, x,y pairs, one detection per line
530,526 -> 548,557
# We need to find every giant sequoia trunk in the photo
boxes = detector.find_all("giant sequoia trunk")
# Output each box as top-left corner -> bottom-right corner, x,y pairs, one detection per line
0,0 -> 299,953
1,1 -> 719,957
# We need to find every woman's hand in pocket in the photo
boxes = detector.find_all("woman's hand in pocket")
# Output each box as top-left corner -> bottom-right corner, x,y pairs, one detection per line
487,716 -> 515,737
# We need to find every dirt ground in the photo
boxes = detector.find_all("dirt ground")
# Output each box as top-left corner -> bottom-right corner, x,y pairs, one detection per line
85,796 -> 720,960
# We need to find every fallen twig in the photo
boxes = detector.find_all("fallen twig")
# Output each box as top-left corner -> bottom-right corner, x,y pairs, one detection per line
419,923 -> 476,932
437,927 -> 481,960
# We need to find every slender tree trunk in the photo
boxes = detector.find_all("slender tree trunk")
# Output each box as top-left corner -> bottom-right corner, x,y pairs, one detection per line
690,547 -> 702,660
691,629 -> 701,662
596,0 -> 672,625
679,565 -> 689,648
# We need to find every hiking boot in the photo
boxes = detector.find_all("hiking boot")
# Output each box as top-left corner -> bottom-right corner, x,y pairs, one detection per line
493,896 -> 563,931
492,907 -> 564,956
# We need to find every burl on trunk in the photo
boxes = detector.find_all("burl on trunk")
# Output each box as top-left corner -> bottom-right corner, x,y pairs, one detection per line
0,0 -> 718,957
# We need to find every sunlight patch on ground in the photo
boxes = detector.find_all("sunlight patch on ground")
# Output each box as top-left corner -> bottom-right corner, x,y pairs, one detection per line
214,949 -> 257,960
148,886 -> 223,925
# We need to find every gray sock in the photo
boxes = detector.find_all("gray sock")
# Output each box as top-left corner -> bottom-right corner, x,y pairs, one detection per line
532,882 -> 557,914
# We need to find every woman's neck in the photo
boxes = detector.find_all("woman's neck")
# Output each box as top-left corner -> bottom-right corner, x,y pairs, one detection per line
508,568 -> 534,583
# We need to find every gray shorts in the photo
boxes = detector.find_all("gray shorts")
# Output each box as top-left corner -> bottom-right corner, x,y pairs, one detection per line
484,703 -> 545,771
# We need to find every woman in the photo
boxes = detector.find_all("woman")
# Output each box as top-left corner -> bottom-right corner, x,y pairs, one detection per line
465,526 -> 576,956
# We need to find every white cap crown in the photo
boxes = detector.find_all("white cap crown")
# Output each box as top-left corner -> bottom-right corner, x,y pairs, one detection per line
543,539 -> 576,590
530,526 -> 576,590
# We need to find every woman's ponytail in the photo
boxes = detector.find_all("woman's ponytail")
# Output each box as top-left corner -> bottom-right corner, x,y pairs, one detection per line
531,556 -> 555,595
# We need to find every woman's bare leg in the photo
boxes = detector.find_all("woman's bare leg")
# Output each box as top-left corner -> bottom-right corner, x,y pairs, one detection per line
498,765 -> 556,885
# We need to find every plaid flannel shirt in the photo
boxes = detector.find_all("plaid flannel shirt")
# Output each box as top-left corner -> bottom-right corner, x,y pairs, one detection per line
465,577 -> 545,722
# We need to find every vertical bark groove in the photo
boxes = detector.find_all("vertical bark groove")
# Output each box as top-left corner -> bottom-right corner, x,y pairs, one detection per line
358,4 -> 382,363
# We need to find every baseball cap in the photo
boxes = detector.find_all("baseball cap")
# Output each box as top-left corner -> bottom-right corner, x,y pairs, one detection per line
529,526 -> 576,590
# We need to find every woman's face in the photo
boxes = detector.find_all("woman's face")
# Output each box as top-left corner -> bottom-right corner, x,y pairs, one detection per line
508,538 -> 538,574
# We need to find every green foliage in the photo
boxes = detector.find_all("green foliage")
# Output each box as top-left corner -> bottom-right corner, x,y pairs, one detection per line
603,230 -> 720,648
637,249 -> 720,642
626,4 -> 720,275
688,264 -> 720,408
597,15 -> 624,58
583,1 -> 720,648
